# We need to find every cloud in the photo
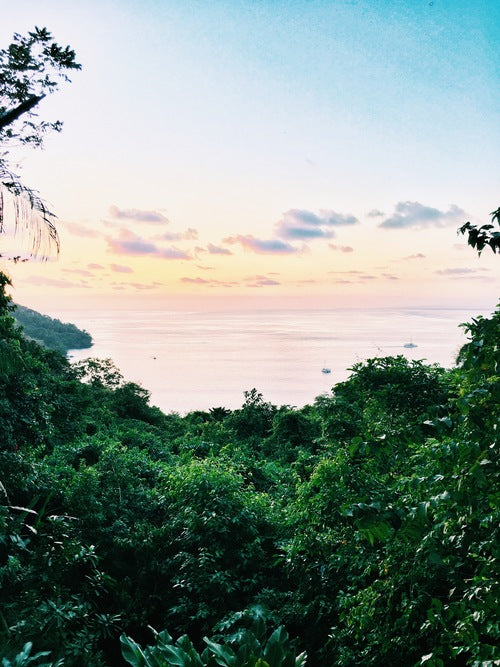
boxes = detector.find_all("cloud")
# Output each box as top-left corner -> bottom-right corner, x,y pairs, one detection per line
196,264 -> 215,270
156,228 -> 198,241
329,244 -> 354,253
110,263 -> 134,273
181,277 -> 210,284
382,273 -> 399,280
367,209 -> 385,218
224,234 -> 300,255
380,202 -> 465,229
329,270 -> 377,282
63,221 -> 101,238
180,276 -> 236,287
108,230 -> 158,256
156,247 -> 192,260
62,268 -> 95,277
404,253 -> 426,259
23,276 -> 91,289
436,267 -> 490,275
329,270 -> 363,275
109,205 -> 169,224
207,243 -> 233,255
245,274 -> 281,287
111,281 -> 161,290
88,263 -> 105,269
107,229 -> 192,260
275,208 -> 358,240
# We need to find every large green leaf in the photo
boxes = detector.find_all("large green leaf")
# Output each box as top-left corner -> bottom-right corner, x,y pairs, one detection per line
203,637 -> 237,666
120,635 -> 148,667
263,627 -> 288,666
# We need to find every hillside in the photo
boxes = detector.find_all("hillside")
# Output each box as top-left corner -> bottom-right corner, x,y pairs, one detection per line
13,304 -> 93,354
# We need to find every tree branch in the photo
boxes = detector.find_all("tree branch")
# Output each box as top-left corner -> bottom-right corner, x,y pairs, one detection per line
0,94 -> 46,131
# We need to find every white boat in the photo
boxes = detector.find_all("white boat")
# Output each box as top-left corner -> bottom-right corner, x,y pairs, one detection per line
321,367 -> 331,374
403,342 -> 417,348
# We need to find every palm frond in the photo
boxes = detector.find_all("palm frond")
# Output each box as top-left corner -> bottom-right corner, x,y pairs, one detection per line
0,165 -> 59,259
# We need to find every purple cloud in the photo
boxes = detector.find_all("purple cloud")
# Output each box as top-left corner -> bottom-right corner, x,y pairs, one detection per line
329,270 -> 378,282
224,235 -> 300,255
436,267 -> 490,275
157,247 -> 192,260
207,243 -> 233,255
275,208 -> 358,241
156,228 -> 198,241
329,244 -> 354,253
111,281 -> 162,290
107,230 -> 192,260
181,276 -> 236,287
62,268 -> 94,277
181,277 -> 210,284
380,202 -> 465,229
245,274 -> 281,287
111,263 -> 134,273
109,205 -> 169,224
108,230 -> 158,255
23,276 -> 91,289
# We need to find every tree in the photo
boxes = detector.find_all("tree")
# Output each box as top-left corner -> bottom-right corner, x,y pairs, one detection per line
458,206 -> 500,256
0,27 -> 80,258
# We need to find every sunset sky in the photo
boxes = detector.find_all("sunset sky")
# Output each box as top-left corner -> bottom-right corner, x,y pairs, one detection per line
1,0 -> 499,312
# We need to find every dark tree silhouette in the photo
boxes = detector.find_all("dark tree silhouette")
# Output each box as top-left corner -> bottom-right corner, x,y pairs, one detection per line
0,27 -> 80,258
458,206 -> 500,256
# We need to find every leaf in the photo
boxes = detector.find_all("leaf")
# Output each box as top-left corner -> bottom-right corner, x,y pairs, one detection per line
176,635 -> 204,666
203,637 -> 237,666
120,635 -> 148,667
264,627 -> 289,666
147,626 -> 173,648
295,652 -> 307,667
159,642 -> 199,666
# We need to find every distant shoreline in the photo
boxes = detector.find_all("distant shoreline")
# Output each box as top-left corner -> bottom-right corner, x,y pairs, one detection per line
13,303 -> 93,355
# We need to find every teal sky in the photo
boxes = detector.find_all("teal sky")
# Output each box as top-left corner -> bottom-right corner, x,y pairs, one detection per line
1,0 -> 499,310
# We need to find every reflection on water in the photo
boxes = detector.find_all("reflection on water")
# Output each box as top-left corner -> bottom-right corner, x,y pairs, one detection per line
65,307 -> 486,414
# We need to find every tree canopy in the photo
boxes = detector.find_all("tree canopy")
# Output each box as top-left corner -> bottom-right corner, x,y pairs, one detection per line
0,27 -> 80,258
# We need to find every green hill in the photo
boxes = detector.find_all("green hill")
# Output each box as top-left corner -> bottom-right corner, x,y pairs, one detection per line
13,304 -> 93,353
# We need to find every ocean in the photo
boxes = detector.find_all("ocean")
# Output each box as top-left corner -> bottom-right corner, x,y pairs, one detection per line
60,306 -> 489,415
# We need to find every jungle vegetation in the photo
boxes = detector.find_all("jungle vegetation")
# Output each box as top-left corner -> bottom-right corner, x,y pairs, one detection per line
0,276 -> 498,665
0,26 -> 498,667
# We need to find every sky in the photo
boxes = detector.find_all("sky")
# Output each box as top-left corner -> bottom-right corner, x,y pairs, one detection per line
1,0 -> 499,312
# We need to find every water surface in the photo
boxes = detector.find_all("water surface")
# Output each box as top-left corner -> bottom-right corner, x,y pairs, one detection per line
64,307 -> 484,414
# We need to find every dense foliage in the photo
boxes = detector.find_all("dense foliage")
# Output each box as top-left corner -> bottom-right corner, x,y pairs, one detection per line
1,25 -> 497,665
12,304 -> 92,353
0,270 -> 498,665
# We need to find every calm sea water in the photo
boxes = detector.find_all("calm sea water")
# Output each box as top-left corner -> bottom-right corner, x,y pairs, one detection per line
62,307 -> 486,414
